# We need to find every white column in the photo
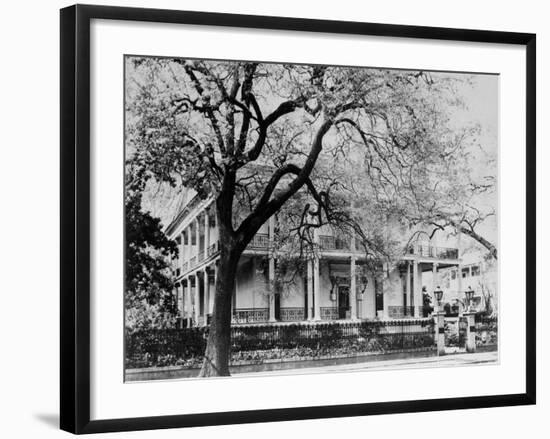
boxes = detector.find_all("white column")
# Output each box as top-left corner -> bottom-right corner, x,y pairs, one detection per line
204,210 -> 210,256
313,257 -> 321,320
457,229 -> 463,296
413,259 -> 422,317
180,234 -> 185,269
406,261 -> 411,313
195,217 -> 200,259
268,257 -> 276,322
203,268 -> 209,326
185,277 -> 191,322
193,275 -> 200,325
349,257 -> 357,320
185,228 -> 190,264
307,260 -> 313,320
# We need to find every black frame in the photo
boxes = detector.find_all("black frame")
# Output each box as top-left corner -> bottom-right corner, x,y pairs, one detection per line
60,4 -> 536,434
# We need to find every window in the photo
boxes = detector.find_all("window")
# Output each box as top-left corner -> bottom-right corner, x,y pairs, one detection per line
462,267 -> 470,278
471,265 -> 480,276
451,270 -> 457,280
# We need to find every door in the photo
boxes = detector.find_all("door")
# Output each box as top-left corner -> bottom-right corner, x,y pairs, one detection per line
338,286 -> 350,319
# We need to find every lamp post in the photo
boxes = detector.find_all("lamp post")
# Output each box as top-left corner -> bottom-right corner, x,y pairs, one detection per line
434,286 -> 444,312
464,286 -> 475,312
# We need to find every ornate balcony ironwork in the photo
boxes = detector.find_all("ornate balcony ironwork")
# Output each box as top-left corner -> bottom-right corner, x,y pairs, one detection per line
207,241 -> 219,257
406,244 -> 459,260
279,307 -> 305,322
319,235 -> 350,252
232,308 -> 269,324
320,306 -> 339,320
198,250 -> 205,262
248,233 -> 269,249
190,256 -> 197,268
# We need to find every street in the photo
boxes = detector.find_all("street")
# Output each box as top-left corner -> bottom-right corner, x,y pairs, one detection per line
234,351 -> 498,377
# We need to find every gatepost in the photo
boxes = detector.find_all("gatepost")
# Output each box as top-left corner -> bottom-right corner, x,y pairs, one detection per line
434,311 -> 446,356
464,312 -> 477,353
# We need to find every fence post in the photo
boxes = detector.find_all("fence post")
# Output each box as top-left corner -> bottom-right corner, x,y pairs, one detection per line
464,312 -> 477,353
434,312 -> 446,355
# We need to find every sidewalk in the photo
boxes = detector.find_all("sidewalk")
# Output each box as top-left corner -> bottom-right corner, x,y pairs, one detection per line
234,351 -> 498,377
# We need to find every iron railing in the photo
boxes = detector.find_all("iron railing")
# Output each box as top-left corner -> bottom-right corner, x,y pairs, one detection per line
126,319 -> 436,369
319,235 -> 350,252
279,307 -> 305,322
207,241 -> 219,257
407,244 -> 459,260
232,308 -> 269,324
248,233 -> 269,249
320,307 -> 339,320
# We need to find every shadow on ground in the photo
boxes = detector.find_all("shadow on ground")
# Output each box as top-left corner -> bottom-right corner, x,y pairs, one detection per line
34,413 -> 58,429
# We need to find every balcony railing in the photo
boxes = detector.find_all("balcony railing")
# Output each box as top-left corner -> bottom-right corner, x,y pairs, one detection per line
248,233 -> 269,249
232,308 -> 269,324
189,256 -> 197,268
198,250 -> 205,262
207,241 -> 219,257
279,307 -> 305,322
319,235 -> 350,252
388,305 -> 419,319
407,244 -> 459,260
181,261 -> 188,272
320,306 -> 339,320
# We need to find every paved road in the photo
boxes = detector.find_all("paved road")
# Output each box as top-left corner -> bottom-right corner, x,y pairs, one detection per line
235,351 -> 498,377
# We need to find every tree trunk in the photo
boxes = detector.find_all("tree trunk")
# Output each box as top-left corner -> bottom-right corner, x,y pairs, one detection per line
199,238 -> 240,377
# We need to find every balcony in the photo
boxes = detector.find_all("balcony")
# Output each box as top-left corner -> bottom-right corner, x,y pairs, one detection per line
407,244 -> 459,260
320,306 -> 339,320
279,307 -> 305,322
207,241 -> 219,257
247,233 -> 269,250
319,235 -> 350,252
232,308 -> 269,324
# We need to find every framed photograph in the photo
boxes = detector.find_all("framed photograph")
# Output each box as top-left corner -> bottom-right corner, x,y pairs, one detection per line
60,4 -> 536,434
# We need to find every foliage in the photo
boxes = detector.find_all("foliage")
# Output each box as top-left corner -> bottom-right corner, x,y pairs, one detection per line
125,321 -> 436,369
125,161 -> 179,330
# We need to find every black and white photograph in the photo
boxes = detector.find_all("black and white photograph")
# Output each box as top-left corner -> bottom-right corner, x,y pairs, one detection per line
124,56 -> 499,381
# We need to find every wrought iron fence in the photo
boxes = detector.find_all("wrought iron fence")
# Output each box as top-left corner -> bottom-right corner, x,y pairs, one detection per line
475,315 -> 498,346
125,319 -> 435,369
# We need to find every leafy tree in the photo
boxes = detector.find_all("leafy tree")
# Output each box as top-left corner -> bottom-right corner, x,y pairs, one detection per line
125,162 -> 178,330
126,57 -> 496,376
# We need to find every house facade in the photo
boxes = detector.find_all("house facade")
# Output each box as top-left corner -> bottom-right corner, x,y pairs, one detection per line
166,194 -> 462,327
437,259 -> 498,314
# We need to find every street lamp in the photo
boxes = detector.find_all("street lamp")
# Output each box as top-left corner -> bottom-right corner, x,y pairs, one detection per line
434,286 -> 444,311
464,286 -> 475,311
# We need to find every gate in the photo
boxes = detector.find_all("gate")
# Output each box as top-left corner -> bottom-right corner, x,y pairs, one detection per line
444,317 -> 468,353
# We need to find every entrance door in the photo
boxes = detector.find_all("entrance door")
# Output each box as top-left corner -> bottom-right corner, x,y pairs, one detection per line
338,286 -> 350,319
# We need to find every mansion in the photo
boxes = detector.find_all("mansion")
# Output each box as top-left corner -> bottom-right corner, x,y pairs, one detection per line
166,194 -> 464,327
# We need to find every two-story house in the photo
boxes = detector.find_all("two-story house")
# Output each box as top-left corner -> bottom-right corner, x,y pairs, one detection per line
166,194 -> 462,327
